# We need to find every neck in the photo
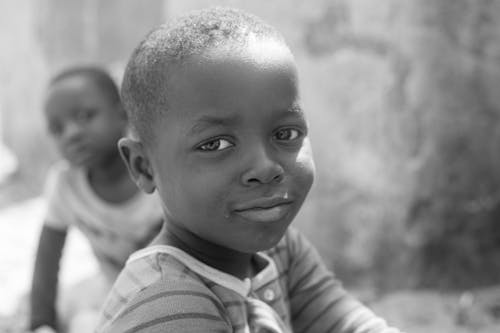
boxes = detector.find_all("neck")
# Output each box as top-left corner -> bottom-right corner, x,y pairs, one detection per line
158,222 -> 256,280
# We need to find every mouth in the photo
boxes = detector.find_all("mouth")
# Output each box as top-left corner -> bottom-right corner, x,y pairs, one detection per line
233,196 -> 293,223
64,145 -> 92,165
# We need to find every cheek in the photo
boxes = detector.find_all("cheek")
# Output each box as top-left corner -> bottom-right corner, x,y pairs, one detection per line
163,164 -> 231,219
293,141 -> 315,190
190,174 -> 231,215
92,114 -> 121,136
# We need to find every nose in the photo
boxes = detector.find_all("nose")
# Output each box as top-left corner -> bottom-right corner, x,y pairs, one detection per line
241,145 -> 284,186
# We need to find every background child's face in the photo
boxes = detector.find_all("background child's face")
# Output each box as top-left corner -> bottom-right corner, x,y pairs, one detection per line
45,76 -> 125,168
149,40 -> 315,253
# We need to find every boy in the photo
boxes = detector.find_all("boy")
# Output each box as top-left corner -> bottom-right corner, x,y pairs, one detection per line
96,8 -> 402,333
30,67 -> 163,333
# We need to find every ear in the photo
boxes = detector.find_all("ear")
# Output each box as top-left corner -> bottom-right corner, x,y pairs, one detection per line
118,137 -> 156,193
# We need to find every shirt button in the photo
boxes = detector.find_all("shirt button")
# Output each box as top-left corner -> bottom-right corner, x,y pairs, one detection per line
263,289 -> 275,302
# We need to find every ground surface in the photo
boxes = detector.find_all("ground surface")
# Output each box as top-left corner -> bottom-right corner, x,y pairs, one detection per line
0,196 -> 98,333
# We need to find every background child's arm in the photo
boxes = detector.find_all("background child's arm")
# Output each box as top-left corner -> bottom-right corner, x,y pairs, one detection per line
286,229 -> 401,332
29,224 -> 67,332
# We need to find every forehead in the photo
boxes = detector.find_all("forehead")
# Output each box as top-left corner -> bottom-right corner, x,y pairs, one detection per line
45,76 -> 108,110
142,38 -> 302,149
164,40 -> 298,109
143,40 -> 305,154
192,38 -> 296,78
49,75 -> 96,94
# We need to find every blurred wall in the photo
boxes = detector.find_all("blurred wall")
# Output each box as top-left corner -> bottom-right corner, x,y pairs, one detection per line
2,0 -> 500,291
0,0 -> 49,192
36,0 -> 165,70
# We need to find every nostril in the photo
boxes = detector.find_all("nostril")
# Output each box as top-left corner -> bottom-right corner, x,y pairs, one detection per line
274,173 -> 284,183
246,177 -> 259,184
241,163 -> 284,186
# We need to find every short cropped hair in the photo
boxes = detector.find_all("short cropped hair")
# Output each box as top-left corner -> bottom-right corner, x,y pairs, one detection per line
121,7 -> 286,144
50,66 -> 121,106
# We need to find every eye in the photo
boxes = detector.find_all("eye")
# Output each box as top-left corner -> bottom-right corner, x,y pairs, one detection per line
274,128 -> 301,141
47,121 -> 62,136
75,108 -> 96,123
197,138 -> 234,152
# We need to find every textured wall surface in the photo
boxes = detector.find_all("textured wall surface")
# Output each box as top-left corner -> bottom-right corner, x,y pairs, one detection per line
2,0 -> 500,291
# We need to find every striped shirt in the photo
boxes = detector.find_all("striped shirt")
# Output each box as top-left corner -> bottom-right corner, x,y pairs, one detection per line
96,228 -> 401,333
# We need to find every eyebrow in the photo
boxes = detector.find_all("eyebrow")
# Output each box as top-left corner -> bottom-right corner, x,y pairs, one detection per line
288,103 -> 304,114
188,114 -> 241,136
280,103 -> 306,122
188,104 -> 305,135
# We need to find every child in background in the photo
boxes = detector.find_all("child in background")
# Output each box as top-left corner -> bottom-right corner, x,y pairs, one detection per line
30,67 -> 163,333
96,8 -> 402,333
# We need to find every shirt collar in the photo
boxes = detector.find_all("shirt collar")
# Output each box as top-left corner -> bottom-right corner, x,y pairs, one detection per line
128,244 -> 278,297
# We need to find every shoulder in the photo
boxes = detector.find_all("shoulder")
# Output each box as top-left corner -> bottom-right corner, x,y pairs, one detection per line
43,161 -> 82,228
47,160 -> 73,179
97,249 -> 231,333
265,227 -> 312,264
101,273 -> 231,333
44,161 -> 80,193
265,227 -> 338,294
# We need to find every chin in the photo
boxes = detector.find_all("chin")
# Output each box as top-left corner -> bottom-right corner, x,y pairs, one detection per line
63,152 -> 91,167
240,229 -> 288,253
68,159 -> 92,169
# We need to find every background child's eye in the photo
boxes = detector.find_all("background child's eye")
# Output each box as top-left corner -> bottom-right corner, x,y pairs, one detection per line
274,128 -> 301,141
48,121 -> 62,136
198,138 -> 233,151
75,108 -> 96,123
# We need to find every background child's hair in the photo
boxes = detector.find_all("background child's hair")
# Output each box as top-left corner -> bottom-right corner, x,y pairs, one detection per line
50,66 -> 121,106
121,7 -> 287,144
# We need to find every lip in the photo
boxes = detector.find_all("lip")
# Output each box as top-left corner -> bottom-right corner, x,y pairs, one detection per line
64,144 -> 92,165
233,196 -> 293,223
234,195 -> 292,210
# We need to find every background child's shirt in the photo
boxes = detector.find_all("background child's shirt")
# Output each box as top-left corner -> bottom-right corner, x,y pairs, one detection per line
95,228 -> 401,333
43,161 -> 163,282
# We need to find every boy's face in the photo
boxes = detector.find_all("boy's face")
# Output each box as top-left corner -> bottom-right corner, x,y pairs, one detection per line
146,40 -> 315,253
45,76 -> 125,168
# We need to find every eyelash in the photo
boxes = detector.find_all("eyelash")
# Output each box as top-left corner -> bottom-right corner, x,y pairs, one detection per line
197,137 -> 234,152
75,108 -> 96,123
47,108 -> 96,136
196,127 -> 304,152
273,128 -> 302,141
